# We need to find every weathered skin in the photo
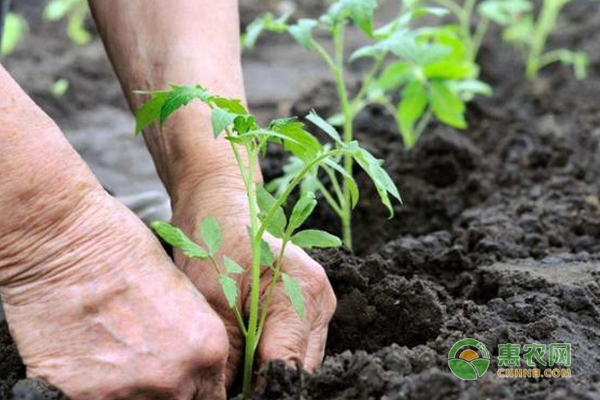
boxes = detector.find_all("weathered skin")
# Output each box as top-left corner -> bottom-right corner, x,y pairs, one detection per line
0,0 -> 336,398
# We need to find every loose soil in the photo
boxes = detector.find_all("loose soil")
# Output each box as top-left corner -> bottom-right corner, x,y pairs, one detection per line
2,1 -> 600,400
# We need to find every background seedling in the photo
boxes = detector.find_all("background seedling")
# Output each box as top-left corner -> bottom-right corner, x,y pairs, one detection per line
135,85 -> 400,396
44,0 -> 91,45
244,0 -> 488,248
499,0 -> 594,79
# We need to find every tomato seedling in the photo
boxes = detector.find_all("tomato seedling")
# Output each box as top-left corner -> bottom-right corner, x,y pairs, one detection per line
244,0 -> 487,247
134,85 -> 400,396
499,0 -> 593,79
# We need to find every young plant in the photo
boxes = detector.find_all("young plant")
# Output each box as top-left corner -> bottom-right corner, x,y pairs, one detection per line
1,12 -> 27,56
244,0 -> 487,247
44,0 -> 91,45
499,0 -> 594,79
409,0 -> 532,62
134,85 -> 400,396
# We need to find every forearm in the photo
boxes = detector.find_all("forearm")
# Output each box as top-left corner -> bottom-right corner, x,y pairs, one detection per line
88,0 -> 255,199
0,64 -> 103,286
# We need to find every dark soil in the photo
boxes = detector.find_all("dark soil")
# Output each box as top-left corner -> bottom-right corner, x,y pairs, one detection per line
2,1 -> 600,400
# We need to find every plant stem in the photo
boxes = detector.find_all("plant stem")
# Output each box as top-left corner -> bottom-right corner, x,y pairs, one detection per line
332,24 -> 354,249
526,0 -> 568,79
254,237 -> 290,346
242,146 -> 262,397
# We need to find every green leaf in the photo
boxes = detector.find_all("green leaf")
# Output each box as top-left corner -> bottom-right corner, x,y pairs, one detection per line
289,19 -> 317,50
224,256 -> 244,274
352,147 -> 401,217
478,0 -> 532,25
424,59 -> 477,80
160,85 -> 209,125
1,13 -> 28,56
211,108 -> 236,138
291,229 -> 342,249
257,185 -> 287,238
51,78 -> 70,99
376,61 -> 414,91
150,221 -> 209,259
430,81 -> 467,129
397,81 -> 428,147
243,16 -> 267,49
289,192 -> 317,233
260,239 -> 275,266
340,0 -> 378,36
449,80 -> 493,101
306,111 -> 342,143
200,216 -> 222,256
219,275 -> 239,308
212,97 -> 249,115
135,92 -> 169,134
281,273 -> 305,320
270,120 -> 322,161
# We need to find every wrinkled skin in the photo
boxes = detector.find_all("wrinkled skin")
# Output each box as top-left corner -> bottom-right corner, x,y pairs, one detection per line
172,176 -> 337,385
0,188 -> 229,400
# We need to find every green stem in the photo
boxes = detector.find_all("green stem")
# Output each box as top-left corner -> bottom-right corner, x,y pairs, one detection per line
323,165 -> 345,208
254,237 -> 290,346
332,24 -> 354,249
526,0 -> 568,79
472,17 -> 490,62
242,146 -> 262,397
317,181 -> 344,217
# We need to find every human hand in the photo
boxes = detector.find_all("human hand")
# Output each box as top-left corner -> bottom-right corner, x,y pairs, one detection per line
171,175 -> 337,386
0,188 -> 229,400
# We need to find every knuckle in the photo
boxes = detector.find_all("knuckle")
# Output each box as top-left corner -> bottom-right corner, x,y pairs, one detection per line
303,265 -> 330,298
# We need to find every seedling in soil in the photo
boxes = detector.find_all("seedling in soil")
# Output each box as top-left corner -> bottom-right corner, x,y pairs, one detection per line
134,85 -> 400,396
415,0 -> 593,79
498,0 -> 594,79
1,13 -> 27,56
243,0 -> 488,247
409,0 -> 532,62
44,0 -> 91,45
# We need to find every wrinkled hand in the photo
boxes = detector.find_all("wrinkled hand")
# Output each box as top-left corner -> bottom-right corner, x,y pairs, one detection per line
171,176 -> 337,386
1,190 -> 229,400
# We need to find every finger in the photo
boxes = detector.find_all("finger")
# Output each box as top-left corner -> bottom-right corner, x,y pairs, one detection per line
304,325 -> 329,372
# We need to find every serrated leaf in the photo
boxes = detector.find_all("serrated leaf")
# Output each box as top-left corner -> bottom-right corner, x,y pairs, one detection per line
289,192 -> 317,233
260,239 -> 275,266
257,185 -> 287,238
424,59 -> 477,80
306,111 -> 342,143
219,275 -> 239,308
289,19 -> 317,50
200,216 -> 222,256
342,0 -> 378,36
160,85 -> 209,125
271,120 -> 322,161
224,256 -> 245,274
291,229 -> 342,249
478,0 -> 532,25
398,81 -> 428,148
430,81 -> 467,129
352,148 -> 401,217
150,221 -> 209,259
211,108 -> 236,138
212,96 -> 249,115
281,273 -> 305,320
135,92 -> 170,134
243,16 -> 267,49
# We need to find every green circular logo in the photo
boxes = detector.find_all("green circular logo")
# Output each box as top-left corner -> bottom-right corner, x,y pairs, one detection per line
448,339 -> 490,380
